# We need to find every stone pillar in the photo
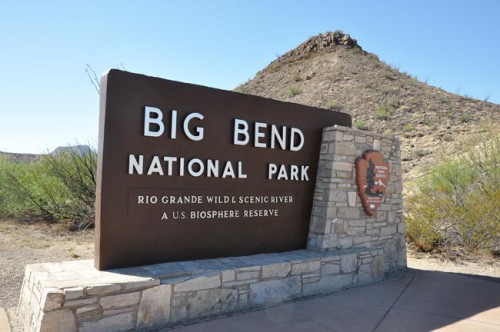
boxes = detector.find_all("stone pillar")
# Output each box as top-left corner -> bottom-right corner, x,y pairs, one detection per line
308,125 -> 406,272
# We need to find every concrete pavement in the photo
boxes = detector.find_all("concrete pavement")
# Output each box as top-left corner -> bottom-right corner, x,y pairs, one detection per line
3,268 -> 498,331
0,308 -> 11,332
166,269 -> 500,332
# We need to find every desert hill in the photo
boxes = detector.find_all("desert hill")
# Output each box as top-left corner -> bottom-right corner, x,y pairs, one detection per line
237,31 -> 500,179
0,145 -> 92,163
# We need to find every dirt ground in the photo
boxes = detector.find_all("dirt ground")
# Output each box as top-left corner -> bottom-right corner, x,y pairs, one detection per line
1,219 -> 498,331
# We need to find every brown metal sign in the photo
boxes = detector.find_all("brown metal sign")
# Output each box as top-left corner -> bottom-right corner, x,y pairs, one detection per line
95,69 -> 352,270
355,151 -> 390,216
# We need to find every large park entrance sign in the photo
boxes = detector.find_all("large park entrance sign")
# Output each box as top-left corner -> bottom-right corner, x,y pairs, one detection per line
95,70 -> 351,270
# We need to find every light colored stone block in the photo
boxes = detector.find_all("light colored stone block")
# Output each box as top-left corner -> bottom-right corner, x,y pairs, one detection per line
329,190 -> 347,202
338,207 -> 360,219
321,262 -> 340,276
380,226 -> 398,236
174,275 -> 220,292
335,142 -> 356,155
262,263 -> 291,279
250,276 -> 301,305
137,284 -> 171,328
340,253 -> 358,273
63,287 -> 84,301
221,270 -> 235,283
76,305 -> 99,315
237,270 -> 260,280
41,288 -> 64,311
373,256 -> 384,279
63,297 -> 96,308
79,312 -> 134,332
291,261 -> 321,275
187,289 -> 238,318
332,162 -> 352,172
99,292 -> 140,309
348,192 -> 357,207
337,237 -> 353,249
86,284 -> 121,296
39,310 -> 76,332
170,306 -> 187,323
303,274 -> 353,296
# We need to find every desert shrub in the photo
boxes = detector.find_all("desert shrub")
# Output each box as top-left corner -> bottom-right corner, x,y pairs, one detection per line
375,104 -> 391,120
45,148 -> 97,229
0,157 -> 70,221
289,85 -> 301,96
460,114 -> 473,123
324,99 -> 342,111
353,120 -> 368,130
0,147 -> 97,229
380,84 -> 392,94
405,136 -> 500,253
292,73 -> 302,82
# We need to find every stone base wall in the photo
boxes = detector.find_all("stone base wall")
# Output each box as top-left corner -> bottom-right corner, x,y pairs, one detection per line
308,126 -> 406,274
19,248 -> 389,332
18,125 -> 406,331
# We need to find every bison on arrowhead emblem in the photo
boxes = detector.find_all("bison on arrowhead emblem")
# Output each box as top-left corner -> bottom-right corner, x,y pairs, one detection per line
355,151 -> 390,216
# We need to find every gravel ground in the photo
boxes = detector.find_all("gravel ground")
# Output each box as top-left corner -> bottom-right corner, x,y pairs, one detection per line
1,219 -> 498,331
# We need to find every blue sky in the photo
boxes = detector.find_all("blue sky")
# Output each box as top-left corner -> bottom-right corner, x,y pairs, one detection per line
1,0 -> 498,153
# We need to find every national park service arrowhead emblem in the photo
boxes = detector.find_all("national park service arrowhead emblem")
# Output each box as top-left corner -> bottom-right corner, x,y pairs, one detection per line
355,151 -> 390,216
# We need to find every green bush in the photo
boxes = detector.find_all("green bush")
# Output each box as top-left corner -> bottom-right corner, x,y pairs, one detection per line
405,136 -> 500,253
353,120 -> 368,130
0,157 -> 68,220
324,99 -> 342,111
0,147 -> 97,229
460,114 -> 473,123
375,104 -> 392,120
289,85 -> 301,97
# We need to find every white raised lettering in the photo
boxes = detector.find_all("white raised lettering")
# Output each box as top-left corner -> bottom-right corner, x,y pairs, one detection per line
128,154 -> 143,174
163,156 -> 177,176
254,122 -> 267,148
270,125 -> 287,150
301,165 -> 309,181
233,119 -> 250,145
144,106 -> 164,137
290,127 -> 304,151
188,158 -> 204,177
207,159 -> 220,177
147,156 -> 164,175
268,163 -> 277,179
222,161 -> 236,178
184,113 -> 204,141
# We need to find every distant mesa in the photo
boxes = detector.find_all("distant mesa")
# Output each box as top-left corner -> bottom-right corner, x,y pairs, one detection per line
50,145 -> 92,156
0,144 -> 92,163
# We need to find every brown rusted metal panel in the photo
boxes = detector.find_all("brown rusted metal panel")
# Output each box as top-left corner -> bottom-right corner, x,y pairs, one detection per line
95,69 -> 352,270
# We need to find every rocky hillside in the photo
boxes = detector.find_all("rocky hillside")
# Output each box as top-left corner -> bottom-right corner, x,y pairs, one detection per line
237,31 -> 500,179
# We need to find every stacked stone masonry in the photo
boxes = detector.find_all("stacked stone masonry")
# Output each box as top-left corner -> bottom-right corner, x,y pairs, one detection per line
308,125 -> 406,273
19,249 -> 390,332
18,125 -> 406,332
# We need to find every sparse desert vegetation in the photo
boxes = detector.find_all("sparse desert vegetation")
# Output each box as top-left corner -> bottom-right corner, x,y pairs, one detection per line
0,146 -> 96,230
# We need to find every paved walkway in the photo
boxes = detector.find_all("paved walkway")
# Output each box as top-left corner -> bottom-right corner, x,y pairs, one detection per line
0,308 -> 11,332
166,269 -> 500,332
3,268 -> 499,331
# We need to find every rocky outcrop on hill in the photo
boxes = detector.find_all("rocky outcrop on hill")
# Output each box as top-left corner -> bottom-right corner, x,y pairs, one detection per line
237,31 -> 500,179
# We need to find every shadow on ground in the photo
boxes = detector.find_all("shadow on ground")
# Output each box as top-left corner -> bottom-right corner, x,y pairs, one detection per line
161,269 -> 500,332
